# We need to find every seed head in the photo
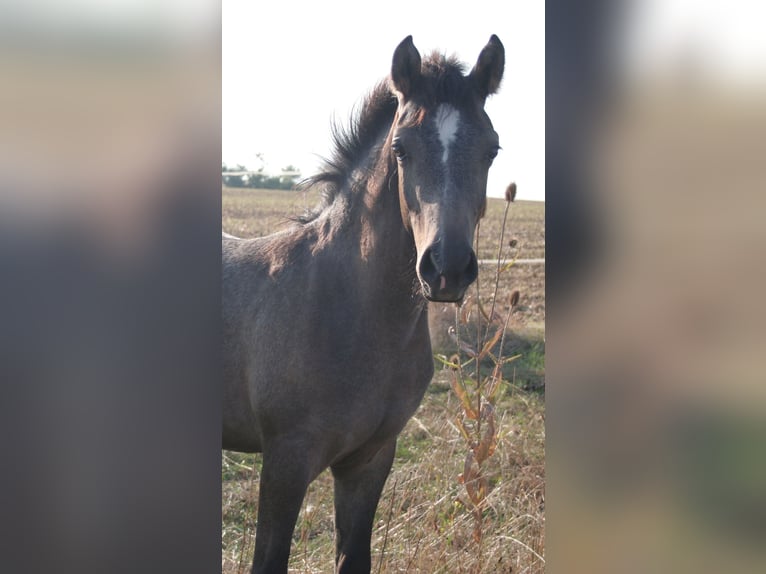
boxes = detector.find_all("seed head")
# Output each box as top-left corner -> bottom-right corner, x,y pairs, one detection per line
505,182 -> 517,203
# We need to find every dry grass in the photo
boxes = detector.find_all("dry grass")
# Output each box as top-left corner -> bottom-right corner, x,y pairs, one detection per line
221,187 -> 544,261
221,187 -> 545,573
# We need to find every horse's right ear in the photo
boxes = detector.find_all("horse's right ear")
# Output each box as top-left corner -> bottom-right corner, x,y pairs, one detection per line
391,36 -> 422,100
469,34 -> 505,100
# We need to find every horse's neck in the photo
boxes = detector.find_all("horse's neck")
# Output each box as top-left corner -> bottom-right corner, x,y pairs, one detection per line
329,160 -> 423,312
359,164 -> 414,268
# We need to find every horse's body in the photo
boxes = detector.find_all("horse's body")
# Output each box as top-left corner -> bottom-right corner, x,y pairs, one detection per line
223,35 -> 505,573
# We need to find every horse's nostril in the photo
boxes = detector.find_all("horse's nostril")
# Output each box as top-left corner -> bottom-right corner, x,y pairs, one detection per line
429,250 -> 440,273
465,251 -> 478,282
419,244 -> 478,301
419,247 -> 438,281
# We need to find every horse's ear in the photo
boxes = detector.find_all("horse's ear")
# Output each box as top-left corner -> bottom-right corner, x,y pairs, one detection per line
469,35 -> 505,100
391,35 -> 422,100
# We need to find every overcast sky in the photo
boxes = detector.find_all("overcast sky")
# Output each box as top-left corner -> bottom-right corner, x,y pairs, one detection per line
223,0 -> 545,200
223,0 -> 766,203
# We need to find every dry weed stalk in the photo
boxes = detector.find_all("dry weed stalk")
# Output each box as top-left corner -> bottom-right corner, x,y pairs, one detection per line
442,183 -> 521,572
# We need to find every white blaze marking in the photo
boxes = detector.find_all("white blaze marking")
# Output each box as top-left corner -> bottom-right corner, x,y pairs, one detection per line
435,105 -> 460,165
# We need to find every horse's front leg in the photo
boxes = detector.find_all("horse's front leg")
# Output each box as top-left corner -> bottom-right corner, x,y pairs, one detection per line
330,438 -> 397,574
251,442 -> 313,574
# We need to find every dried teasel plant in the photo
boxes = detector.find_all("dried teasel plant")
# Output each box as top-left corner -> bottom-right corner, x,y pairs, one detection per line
439,183 -> 523,571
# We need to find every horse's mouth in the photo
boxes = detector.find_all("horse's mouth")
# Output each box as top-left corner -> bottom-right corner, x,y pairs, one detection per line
420,277 -> 467,303
426,293 -> 465,304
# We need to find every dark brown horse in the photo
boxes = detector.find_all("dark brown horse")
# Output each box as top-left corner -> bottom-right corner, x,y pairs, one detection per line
223,35 -> 504,574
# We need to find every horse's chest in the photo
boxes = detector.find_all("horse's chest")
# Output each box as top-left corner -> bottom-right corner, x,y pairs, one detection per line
344,343 -> 433,440
332,361 -> 431,467
380,364 -> 430,424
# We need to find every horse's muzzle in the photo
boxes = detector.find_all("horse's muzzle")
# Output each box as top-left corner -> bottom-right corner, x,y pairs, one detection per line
418,244 -> 479,302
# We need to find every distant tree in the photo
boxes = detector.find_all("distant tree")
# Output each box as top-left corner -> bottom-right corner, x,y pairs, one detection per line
255,152 -> 266,172
224,174 -> 246,187
247,173 -> 266,188
263,176 -> 282,189
221,160 -> 301,190
279,165 -> 301,190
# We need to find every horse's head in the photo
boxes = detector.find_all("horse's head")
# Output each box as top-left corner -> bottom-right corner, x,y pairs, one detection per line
389,35 -> 505,303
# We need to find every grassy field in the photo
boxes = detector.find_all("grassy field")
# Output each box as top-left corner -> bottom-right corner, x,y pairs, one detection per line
222,187 -> 545,327
222,187 -> 545,573
222,187 -> 544,261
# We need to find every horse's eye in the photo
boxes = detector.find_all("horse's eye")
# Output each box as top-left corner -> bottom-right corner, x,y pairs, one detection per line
487,146 -> 501,162
391,140 -> 407,160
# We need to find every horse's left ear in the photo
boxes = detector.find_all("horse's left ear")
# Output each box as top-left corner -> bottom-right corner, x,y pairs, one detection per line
391,35 -> 422,100
469,35 -> 505,100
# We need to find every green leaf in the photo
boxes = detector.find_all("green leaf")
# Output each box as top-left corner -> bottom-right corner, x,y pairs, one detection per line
434,354 -> 460,369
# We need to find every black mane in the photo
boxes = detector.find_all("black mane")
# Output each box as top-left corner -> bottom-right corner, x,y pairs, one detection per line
296,52 -> 469,223
295,81 -> 397,222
